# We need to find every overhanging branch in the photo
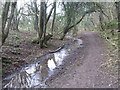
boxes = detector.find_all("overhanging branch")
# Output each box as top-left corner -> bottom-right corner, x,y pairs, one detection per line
45,4 -> 54,25
67,9 -> 97,31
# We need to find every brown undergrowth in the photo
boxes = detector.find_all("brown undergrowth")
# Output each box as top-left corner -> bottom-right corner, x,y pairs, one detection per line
0,30 -> 73,79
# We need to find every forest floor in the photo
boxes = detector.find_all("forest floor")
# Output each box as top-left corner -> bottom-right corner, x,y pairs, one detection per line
0,30 -> 73,78
0,31 -> 118,88
47,31 -> 118,88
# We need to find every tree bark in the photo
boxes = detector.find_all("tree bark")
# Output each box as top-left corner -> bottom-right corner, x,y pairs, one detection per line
39,2 -> 55,48
60,14 -> 86,40
99,11 -> 104,31
11,7 -> 23,31
115,2 -> 120,32
60,8 -> 97,40
34,0 -> 39,32
2,2 -> 10,41
39,2 -> 46,48
2,2 -> 17,45
51,2 -> 56,35
39,2 -> 44,39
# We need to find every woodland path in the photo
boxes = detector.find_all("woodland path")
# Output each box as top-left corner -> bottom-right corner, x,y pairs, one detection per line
47,31 -> 118,88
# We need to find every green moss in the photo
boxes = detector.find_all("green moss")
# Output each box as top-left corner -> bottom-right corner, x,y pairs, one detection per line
2,57 -> 12,64
12,35 -> 21,39
32,39 -> 39,44
103,20 -> 118,29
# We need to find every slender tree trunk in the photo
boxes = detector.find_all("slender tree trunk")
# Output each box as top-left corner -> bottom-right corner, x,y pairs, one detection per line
34,0 -> 39,33
2,2 -> 17,45
60,14 -> 85,40
115,1 -> 120,67
40,2 -> 45,38
2,2 -> 10,31
11,6 -> 23,31
51,2 -> 56,35
115,2 -> 120,32
39,2 -> 46,48
16,17 -> 21,31
2,2 -> 10,45
39,2 -> 54,48
99,11 -> 104,31
60,7 -> 97,40
60,27 -> 68,40
40,3 -> 47,48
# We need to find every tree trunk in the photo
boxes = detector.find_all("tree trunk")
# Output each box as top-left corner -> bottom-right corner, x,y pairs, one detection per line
99,11 -> 104,31
51,2 -> 56,35
2,2 -> 10,31
2,2 -> 10,45
60,7 -> 97,40
11,6 -> 23,31
40,2 -> 45,38
2,2 -> 17,45
39,2 -> 46,48
60,14 -> 85,40
34,0 -> 39,33
115,2 -> 120,32
39,2 -> 54,48
60,26 -> 69,40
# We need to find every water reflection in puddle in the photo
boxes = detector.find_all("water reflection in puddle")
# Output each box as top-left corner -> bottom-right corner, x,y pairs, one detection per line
2,39 -> 83,88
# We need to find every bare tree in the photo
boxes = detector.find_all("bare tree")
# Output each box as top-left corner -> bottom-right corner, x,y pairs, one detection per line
115,1 -> 120,32
51,1 -> 56,35
2,2 -> 17,45
60,2 -> 98,40
39,1 -> 55,48
39,2 -> 47,48
34,0 -> 39,32
11,7 -> 23,31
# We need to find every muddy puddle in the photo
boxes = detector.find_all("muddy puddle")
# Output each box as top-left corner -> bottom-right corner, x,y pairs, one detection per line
2,39 -> 83,88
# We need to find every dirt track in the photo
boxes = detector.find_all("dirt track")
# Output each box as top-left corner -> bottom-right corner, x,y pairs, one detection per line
47,31 -> 118,88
